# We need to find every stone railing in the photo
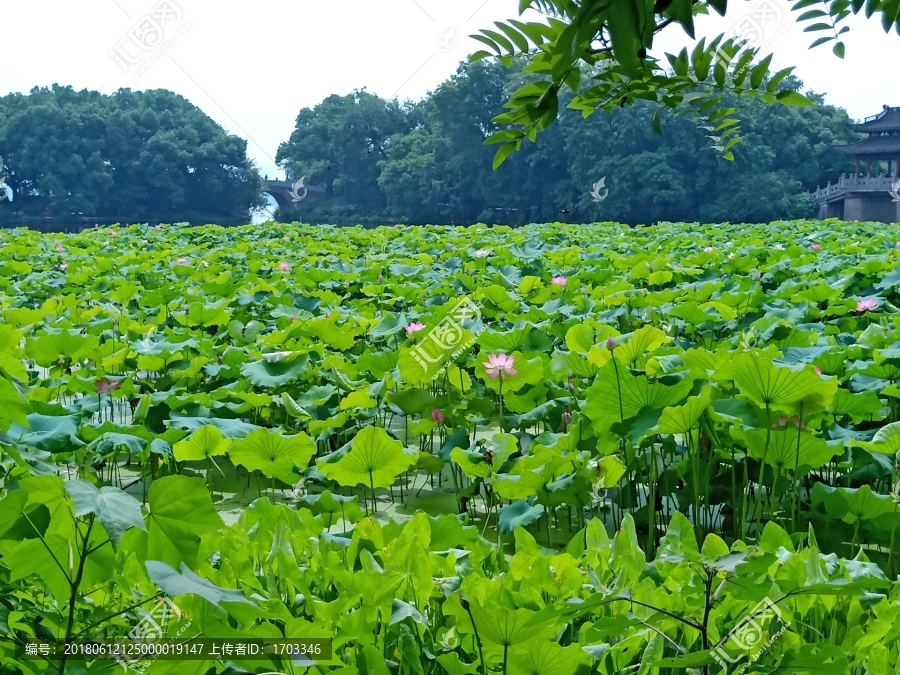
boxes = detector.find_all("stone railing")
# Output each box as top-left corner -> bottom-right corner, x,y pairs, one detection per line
816,175 -> 898,201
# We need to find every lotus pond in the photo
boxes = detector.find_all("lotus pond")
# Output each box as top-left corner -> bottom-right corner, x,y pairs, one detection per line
1,220 -> 900,675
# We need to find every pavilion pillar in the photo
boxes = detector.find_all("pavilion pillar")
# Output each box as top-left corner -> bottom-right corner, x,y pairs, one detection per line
867,160 -> 871,176
855,158 -> 860,175
896,156 -> 900,180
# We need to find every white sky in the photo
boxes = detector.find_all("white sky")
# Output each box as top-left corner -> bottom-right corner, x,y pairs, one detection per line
2,0 -> 899,182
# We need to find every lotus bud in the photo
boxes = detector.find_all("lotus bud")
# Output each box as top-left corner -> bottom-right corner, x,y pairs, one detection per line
605,335 -> 616,351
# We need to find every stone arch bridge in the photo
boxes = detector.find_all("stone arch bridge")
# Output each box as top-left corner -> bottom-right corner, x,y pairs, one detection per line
262,179 -> 326,216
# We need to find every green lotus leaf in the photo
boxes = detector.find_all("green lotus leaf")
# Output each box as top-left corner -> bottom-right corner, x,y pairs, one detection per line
477,323 -> 533,352
25,329 -> 98,367
175,301 -> 231,327
8,413 -> 83,453
584,362 -> 694,430
88,432 -> 147,457
168,415 -> 260,438
613,325 -> 670,367
173,425 -> 230,461
318,425 -> 414,489
281,392 -> 313,419
654,388 -> 712,434
240,352 -> 309,388
721,353 -> 837,413
739,427 -> 839,473
470,600 -> 555,647
230,428 -> 316,484
300,489 -> 363,528
853,420 -> 900,455
595,455 -> 627,489
387,388 -> 437,415
451,433 -> 517,479
497,499 -> 544,534
509,640 -> 593,675
307,317 -> 361,351
830,389 -> 884,423
812,483 -> 899,524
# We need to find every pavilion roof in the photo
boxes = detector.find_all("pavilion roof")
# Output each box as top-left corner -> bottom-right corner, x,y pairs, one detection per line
832,135 -> 900,158
850,106 -> 900,133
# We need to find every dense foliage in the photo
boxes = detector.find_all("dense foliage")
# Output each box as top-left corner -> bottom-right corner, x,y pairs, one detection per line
473,0 -> 899,165
0,85 -> 263,223
278,62 -> 856,225
1,219 -> 900,674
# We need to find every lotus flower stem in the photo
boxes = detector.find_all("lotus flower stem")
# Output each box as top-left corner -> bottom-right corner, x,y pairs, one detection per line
753,418 -> 772,539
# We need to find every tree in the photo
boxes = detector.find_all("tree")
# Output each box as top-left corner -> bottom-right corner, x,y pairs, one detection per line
471,0 -> 899,167
276,90 -> 413,211
0,85 -> 262,222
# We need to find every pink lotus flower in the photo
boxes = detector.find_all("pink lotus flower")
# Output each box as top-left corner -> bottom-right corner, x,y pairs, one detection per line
95,378 -> 122,395
278,261 -> 291,272
703,246 -> 714,253
431,408 -> 445,423
343,280 -> 351,288
551,276 -> 567,287
482,353 -> 517,380
606,335 -> 617,351
177,257 -> 188,264
110,230 -> 117,236
378,274 -> 384,282
59,263 -> 68,270
581,286 -> 588,294
405,322 -> 426,335
474,249 -> 491,258
289,314 -> 296,321
857,298 -> 878,312
814,365 -> 822,375
283,235 -> 290,241
155,224 -> 162,230
56,246 -> 65,252
811,243 -> 822,250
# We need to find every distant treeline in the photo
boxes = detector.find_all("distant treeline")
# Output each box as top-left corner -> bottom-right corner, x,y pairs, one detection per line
0,60 -> 860,225
276,59 -> 859,226
0,86 -> 262,224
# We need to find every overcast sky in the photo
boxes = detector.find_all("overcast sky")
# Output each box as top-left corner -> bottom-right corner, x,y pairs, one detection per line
3,0 -> 899,181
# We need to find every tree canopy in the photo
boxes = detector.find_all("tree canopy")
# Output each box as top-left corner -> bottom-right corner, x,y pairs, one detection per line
0,85 -> 262,223
276,59 -> 858,226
